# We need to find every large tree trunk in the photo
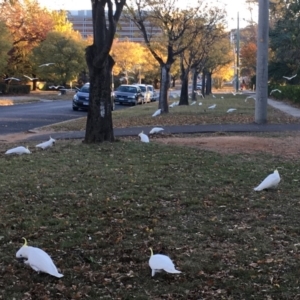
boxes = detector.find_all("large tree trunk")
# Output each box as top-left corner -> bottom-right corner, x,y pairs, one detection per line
159,64 -> 170,113
206,72 -> 212,95
191,68 -> 198,101
84,47 -> 114,143
179,70 -> 189,105
201,71 -> 206,97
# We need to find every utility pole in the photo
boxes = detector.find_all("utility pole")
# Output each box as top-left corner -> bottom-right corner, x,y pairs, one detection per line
236,12 -> 240,93
255,0 -> 269,124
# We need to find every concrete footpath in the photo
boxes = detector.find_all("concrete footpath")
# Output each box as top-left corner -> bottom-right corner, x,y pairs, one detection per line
9,97 -> 300,142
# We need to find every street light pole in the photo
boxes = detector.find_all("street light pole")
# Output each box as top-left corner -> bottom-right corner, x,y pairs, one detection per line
255,0 -> 269,124
236,12 -> 240,93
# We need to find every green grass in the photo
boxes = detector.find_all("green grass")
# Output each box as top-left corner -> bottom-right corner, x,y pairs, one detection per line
43,93 -> 300,132
1,139 -> 300,299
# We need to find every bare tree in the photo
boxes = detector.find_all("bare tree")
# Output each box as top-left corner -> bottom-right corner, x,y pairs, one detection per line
178,8 -> 226,105
126,0 -> 202,113
85,0 -> 125,143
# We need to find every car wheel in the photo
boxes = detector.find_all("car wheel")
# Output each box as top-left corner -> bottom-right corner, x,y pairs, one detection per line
73,107 -> 79,111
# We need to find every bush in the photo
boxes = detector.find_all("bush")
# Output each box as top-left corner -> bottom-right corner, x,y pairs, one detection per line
268,84 -> 300,104
5,84 -> 31,95
0,82 -> 6,94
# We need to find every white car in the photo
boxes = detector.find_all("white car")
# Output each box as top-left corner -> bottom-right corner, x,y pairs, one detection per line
147,85 -> 158,102
134,84 -> 151,103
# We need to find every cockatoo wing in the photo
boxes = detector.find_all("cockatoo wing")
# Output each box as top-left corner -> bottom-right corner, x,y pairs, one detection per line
254,170 -> 280,191
5,146 -> 30,155
27,247 -> 63,278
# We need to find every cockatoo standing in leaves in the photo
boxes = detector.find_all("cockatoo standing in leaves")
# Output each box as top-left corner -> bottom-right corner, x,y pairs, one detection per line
16,238 -> 63,278
138,131 -> 150,143
36,137 -> 56,150
148,248 -> 181,277
5,146 -> 31,155
208,104 -> 216,109
152,109 -> 161,117
254,169 -> 281,191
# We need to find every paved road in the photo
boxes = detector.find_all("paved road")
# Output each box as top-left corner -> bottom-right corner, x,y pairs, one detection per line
0,100 -> 123,135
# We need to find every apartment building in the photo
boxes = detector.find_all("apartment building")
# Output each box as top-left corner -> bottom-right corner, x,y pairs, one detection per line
67,10 -> 161,42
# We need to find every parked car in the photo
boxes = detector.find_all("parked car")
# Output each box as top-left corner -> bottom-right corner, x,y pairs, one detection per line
147,85 -> 158,101
114,84 -> 143,105
72,83 -> 115,111
133,84 -> 151,103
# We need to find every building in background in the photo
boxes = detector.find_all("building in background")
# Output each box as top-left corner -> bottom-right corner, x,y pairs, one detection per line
67,10 -> 161,42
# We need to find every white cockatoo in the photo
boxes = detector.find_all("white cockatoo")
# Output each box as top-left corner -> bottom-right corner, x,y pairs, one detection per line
283,74 -> 297,80
254,169 -> 281,191
208,104 -> 216,109
138,131 -> 150,143
270,89 -> 282,95
152,109 -> 161,117
16,238 -> 63,278
5,146 -> 31,155
190,101 -> 196,106
227,108 -> 237,113
149,127 -> 164,134
36,137 -> 56,150
148,248 -> 181,277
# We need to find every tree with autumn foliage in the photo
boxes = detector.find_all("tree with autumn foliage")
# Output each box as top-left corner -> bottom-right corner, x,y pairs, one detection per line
31,31 -> 86,86
0,0 -> 54,77
111,39 -> 160,85
240,41 -> 257,77
0,21 -> 13,76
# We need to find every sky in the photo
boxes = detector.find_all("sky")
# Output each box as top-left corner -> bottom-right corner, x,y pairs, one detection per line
37,0 -> 258,30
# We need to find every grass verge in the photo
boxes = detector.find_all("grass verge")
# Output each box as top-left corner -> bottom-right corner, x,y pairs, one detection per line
42,93 -> 300,132
0,139 -> 300,299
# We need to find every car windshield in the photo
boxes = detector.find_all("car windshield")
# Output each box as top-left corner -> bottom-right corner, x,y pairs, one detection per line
80,84 -> 90,93
117,86 -> 137,93
148,86 -> 153,91
139,86 -> 146,92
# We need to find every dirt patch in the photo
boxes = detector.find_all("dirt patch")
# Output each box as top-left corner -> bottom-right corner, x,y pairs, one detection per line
155,135 -> 300,158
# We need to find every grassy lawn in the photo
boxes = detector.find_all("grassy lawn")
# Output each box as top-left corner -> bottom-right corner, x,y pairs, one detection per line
1,91 -> 300,299
43,93 -> 300,132
1,137 -> 300,299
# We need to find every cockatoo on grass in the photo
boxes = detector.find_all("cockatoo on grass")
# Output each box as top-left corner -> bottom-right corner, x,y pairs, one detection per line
16,238 -> 63,278
152,109 -> 161,117
199,102 -> 202,105
190,101 -> 196,105
5,146 -> 31,155
208,104 -> 216,109
149,127 -> 164,134
36,137 -> 56,150
254,169 -> 280,191
148,248 -> 181,277
138,131 -> 149,143
227,108 -> 237,113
